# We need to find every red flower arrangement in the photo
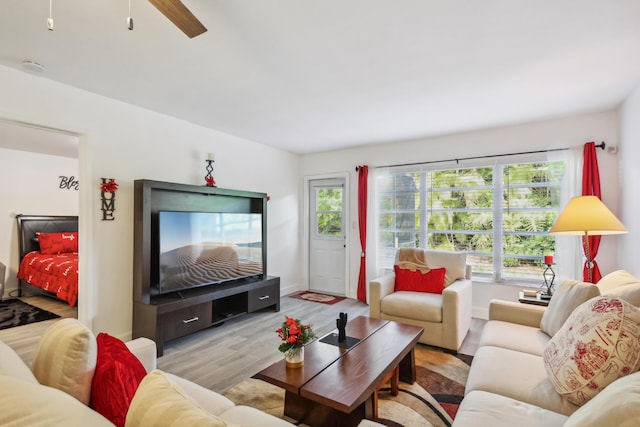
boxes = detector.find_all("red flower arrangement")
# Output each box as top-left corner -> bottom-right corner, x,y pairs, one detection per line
276,316 -> 316,353
100,179 -> 119,193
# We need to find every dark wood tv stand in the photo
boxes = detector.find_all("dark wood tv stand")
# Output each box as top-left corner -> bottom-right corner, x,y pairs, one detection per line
132,180 -> 280,356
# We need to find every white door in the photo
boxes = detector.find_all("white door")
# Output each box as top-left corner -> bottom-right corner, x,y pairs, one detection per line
309,178 -> 346,296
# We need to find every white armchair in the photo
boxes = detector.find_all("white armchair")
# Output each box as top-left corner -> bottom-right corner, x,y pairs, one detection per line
369,250 -> 472,352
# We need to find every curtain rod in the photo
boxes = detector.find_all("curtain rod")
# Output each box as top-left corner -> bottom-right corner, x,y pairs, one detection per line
369,141 -> 605,170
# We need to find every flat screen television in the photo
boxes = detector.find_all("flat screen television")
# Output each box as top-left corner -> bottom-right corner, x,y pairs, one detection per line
157,210 -> 264,295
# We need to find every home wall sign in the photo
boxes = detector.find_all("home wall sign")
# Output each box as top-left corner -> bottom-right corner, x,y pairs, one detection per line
59,175 -> 79,190
100,178 -> 119,221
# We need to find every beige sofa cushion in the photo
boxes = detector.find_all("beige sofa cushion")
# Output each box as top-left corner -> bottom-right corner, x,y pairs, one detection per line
539,279 -> 600,337
596,271 -> 640,306
563,371 -> 640,427
597,270 -> 640,293
126,370 -> 238,427
380,291 -> 442,322
478,320 -> 551,356
0,375 -> 113,426
0,340 -> 38,384
31,318 -> 97,405
465,345 -> 579,416
424,250 -> 467,286
543,296 -> 640,406
454,390 -> 568,427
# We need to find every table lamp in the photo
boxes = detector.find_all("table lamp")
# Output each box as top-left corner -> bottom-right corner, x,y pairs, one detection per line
549,195 -> 628,283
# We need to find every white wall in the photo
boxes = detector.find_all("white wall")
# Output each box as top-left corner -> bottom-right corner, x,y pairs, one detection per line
620,82 -> 640,275
300,111 -> 622,318
0,148 -> 79,295
0,65 -> 301,338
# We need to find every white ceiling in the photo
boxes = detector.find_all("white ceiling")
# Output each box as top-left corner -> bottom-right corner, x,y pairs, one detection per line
1,1 -> 639,155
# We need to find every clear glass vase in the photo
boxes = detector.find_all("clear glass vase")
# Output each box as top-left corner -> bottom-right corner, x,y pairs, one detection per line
285,346 -> 304,368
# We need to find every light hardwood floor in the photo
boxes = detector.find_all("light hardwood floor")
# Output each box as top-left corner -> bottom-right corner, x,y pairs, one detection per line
1,294 -> 485,394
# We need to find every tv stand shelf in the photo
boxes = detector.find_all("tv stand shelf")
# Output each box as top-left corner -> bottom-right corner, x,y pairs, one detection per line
132,179 -> 280,356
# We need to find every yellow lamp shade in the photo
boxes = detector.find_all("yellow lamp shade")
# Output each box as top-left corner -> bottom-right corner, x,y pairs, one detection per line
549,196 -> 627,235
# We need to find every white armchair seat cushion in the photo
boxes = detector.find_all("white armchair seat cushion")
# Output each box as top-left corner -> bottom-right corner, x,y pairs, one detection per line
454,390 -> 568,427
465,346 -> 579,416
380,291 -> 443,323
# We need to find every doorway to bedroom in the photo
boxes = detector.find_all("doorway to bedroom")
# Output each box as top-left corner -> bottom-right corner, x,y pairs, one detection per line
0,119 -> 80,324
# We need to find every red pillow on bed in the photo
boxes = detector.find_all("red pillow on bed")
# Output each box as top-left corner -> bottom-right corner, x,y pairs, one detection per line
90,333 -> 147,427
394,265 -> 447,294
37,232 -> 78,254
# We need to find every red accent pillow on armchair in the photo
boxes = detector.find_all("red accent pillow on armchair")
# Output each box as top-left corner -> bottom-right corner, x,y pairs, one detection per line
90,333 -> 147,427
394,266 -> 447,294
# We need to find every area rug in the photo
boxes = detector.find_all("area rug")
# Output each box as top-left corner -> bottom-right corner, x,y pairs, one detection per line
289,291 -> 345,305
0,299 -> 60,330
223,345 -> 472,427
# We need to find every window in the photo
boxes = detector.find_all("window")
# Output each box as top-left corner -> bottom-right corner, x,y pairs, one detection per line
315,187 -> 343,237
377,159 -> 566,281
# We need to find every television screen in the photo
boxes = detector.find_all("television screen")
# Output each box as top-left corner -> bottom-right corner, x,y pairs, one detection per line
158,211 -> 263,294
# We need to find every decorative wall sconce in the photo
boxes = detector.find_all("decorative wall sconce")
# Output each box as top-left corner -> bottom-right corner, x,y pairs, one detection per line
100,178 -> 118,221
205,153 -> 216,187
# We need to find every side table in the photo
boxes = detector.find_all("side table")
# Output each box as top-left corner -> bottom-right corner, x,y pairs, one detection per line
518,290 -> 550,307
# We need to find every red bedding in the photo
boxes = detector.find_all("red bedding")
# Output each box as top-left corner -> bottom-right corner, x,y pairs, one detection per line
17,251 -> 78,306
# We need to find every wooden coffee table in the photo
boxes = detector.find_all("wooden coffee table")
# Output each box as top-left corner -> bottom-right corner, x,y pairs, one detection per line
255,316 -> 423,427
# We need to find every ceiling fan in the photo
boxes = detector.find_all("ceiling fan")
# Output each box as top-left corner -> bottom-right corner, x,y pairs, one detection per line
148,0 -> 207,38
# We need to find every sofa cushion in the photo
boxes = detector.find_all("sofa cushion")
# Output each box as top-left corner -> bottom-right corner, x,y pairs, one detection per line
424,250 -> 467,286
126,370 -> 238,427
597,271 -> 640,306
465,345 -> 579,415
164,372 -> 236,416
0,340 -> 39,384
543,296 -> 640,406
31,318 -> 97,405
394,265 -> 446,294
381,291 -> 442,322
454,390 -> 568,427
540,279 -> 600,337
596,270 -> 640,294
0,375 -> 113,426
221,405 -> 298,427
90,333 -> 147,427
563,371 -> 640,427
478,320 -> 551,356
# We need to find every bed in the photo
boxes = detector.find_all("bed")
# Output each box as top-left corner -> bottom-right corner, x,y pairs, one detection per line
16,215 -> 79,306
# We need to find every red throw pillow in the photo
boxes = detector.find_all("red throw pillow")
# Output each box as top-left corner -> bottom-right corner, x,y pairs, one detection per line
394,265 -> 447,294
90,333 -> 147,427
37,232 -> 78,254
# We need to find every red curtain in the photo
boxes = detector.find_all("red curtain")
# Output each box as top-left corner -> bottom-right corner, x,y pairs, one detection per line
582,142 -> 602,283
356,166 -> 368,302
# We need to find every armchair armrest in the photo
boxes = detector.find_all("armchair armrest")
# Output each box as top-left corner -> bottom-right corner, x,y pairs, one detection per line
369,273 -> 395,318
442,278 -> 473,350
488,299 -> 546,328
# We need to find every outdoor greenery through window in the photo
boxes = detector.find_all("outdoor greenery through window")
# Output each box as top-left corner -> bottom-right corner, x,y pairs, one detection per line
377,160 -> 566,281
315,187 -> 343,237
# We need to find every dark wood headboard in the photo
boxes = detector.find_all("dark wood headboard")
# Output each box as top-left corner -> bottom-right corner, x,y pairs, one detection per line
16,215 -> 79,259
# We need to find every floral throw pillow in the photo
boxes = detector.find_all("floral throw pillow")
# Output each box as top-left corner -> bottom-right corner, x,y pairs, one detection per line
543,296 -> 640,406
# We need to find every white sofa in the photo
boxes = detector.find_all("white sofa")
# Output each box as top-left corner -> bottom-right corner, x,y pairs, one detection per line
453,270 -> 640,427
369,250 -> 472,351
0,317 -> 387,426
0,318 -> 294,426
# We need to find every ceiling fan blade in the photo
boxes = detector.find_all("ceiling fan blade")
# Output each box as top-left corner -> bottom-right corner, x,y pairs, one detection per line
148,0 -> 207,38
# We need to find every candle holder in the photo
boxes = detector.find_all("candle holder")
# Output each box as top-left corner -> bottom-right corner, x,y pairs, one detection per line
541,262 -> 555,299
205,159 -> 216,187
